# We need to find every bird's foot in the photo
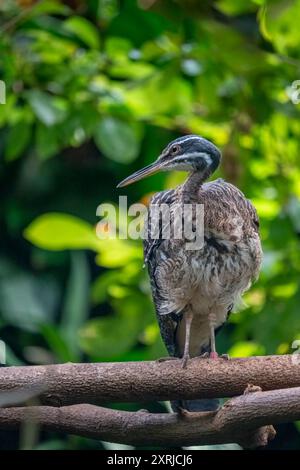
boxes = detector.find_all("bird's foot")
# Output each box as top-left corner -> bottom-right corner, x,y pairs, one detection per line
209,351 -> 219,359
181,354 -> 190,369
199,352 -> 209,358
156,356 -> 179,363
209,352 -> 230,360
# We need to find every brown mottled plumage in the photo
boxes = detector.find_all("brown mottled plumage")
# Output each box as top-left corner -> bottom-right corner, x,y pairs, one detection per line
118,135 -> 262,412
145,178 -> 261,356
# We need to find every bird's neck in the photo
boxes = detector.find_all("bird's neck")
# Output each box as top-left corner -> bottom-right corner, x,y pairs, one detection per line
181,170 -> 210,202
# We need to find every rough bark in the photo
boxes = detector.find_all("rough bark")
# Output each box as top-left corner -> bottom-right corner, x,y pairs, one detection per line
4,384 -> 300,448
1,356 -> 300,447
0,355 -> 299,406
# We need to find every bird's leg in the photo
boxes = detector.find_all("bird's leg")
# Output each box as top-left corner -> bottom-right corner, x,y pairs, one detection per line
182,309 -> 193,368
208,312 -> 230,360
208,312 -> 218,359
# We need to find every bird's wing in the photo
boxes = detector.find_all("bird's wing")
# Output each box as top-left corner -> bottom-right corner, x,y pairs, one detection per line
202,179 -> 260,236
143,189 -> 180,356
245,197 -> 260,232
143,189 -> 176,264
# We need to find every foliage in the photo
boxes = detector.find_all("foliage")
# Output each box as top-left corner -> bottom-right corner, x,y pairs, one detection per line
1,0 -> 300,450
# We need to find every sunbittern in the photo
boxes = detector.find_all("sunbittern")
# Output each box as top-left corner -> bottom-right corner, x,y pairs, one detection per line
118,135 -> 262,411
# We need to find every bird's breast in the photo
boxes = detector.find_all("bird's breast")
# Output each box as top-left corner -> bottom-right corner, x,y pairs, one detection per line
153,232 -> 262,317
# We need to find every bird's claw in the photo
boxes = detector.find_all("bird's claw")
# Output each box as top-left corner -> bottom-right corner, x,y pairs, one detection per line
156,356 -> 179,363
181,354 -> 190,369
220,353 -> 230,360
208,352 -> 230,360
209,351 -> 219,359
199,352 -> 209,358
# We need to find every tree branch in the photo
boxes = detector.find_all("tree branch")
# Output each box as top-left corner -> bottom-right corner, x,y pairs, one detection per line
3,385 -> 300,447
0,355 -> 299,406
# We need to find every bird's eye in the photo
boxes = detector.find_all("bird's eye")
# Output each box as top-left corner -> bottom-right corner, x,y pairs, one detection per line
171,145 -> 180,155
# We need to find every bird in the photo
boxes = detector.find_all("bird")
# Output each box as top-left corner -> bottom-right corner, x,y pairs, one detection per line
117,135 -> 262,412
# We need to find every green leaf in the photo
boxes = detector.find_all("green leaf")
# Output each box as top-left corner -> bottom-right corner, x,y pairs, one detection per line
96,0 -> 119,22
94,117 -> 141,163
0,274 -> 56,332
35,123 -> 60,159
40,324 -> 73,362
29,0 -> 71,17
91,270 -> 124,304
5,121 -> 31,161
26,90 -> 67,126
217,0 -> 257,16
79,292 -> 154,359
79,310 -> 140,358
64,16 -> 100,49
34,440 -> 67,451
60,252 -> 90,359
95,239 -> 142,267
24,213 -> 99,251
104,37 -> 132,58
259,0 -> 300,55
108,0 -> 173,46
124,72 -> 192,119
228,341 -> 265,358
3,344 -> 25,366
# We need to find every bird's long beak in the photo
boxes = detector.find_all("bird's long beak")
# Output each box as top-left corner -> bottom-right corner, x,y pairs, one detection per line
117,160 -> 163,188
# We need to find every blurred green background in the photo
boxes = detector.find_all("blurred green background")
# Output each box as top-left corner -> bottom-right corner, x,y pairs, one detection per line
1,0 -> 300,450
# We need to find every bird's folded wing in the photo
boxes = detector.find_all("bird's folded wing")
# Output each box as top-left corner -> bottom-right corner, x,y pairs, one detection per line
143,189 -> 180,356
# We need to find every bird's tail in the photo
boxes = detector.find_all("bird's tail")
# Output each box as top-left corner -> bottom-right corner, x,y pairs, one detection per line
171,398 -> 219,412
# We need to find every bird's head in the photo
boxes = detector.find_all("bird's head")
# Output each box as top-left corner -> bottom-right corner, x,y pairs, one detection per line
117,135 -> 221,188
